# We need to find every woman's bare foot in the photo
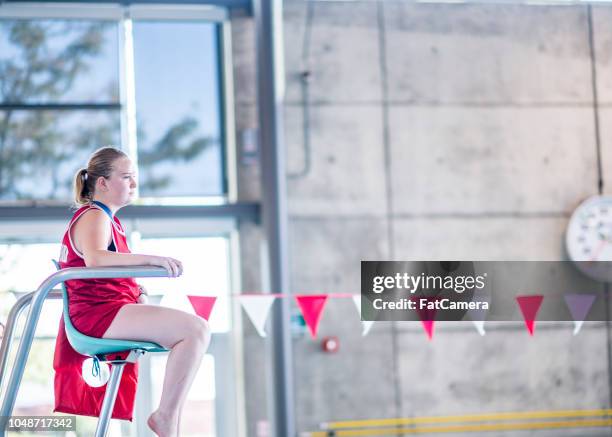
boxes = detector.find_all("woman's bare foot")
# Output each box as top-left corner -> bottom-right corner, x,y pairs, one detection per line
147,410 -> 178,437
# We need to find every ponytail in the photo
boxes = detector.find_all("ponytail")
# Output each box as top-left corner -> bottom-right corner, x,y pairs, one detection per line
73,168 -> 91,206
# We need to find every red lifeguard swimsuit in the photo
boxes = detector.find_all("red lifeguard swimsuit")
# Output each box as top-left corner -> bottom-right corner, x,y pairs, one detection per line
53,202 -> 140,420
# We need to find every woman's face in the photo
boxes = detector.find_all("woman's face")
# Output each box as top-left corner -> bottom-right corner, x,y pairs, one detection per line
101,157 -> 137,207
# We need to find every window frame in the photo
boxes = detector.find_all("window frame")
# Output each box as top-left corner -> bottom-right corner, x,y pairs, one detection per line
0,6 -> 249,435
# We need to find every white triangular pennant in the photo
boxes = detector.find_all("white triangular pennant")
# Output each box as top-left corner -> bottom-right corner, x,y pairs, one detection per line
564,294 -> 596,336
362,320 -> 374,336
573,320 -> 584,336
352,295 -> 375,336
468,289 -> 489,336
238,295 -> 276,337
471,319 -> 486,336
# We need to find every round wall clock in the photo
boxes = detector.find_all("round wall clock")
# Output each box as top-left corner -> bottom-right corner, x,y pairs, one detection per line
566,195 -> 612,282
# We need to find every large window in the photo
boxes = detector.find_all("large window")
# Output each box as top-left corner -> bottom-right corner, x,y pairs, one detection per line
0,5 -> 228,204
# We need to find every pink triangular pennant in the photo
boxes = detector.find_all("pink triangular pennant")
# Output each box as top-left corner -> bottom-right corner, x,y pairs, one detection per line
187,295 -> 217,321
421,320 -> 435,340
410,296 -> 441,340
295,295 -> 329,339
516,295 -> 543,336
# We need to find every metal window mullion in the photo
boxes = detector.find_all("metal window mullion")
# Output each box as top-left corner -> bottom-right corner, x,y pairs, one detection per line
0,103 -> 121,110
228,227 -> 247,437
118,10 -> 139,188
127,4 -> 227,21
0,3 -> 123,20
0,203 -> 260,222
219,21 -> 238,203
0,3 -> 232,21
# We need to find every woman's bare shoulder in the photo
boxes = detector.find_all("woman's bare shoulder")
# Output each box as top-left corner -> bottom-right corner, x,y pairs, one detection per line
71,208 -> 112,250
73,208 -> 109,230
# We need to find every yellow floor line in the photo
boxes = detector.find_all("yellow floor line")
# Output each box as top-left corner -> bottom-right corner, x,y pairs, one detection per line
323,409 -> 612,429
308,418 -> 612,437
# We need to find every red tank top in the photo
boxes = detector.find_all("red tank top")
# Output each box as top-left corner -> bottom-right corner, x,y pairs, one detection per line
53,202 -> 139,421
58,203 -> 139,335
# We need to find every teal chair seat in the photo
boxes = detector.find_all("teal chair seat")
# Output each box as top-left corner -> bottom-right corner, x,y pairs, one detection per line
52,260 -> 167,357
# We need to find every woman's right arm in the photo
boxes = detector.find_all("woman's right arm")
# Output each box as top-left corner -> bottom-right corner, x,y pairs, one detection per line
72,209 -> 182,277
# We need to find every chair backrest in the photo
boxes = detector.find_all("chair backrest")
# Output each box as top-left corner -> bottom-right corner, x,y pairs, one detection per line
51,260 -> 76,334
51,259 -> 89,352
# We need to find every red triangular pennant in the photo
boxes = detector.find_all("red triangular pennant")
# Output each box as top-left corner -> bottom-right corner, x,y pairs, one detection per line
516,295 -> 543,336
187,295 -> 217,321
295,295 -> 329,339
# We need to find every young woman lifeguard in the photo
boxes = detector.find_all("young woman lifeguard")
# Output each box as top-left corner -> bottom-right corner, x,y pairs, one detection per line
53,146 -> 210,437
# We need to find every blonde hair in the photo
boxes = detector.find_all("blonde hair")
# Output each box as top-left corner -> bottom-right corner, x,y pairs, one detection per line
74,146 -> 129,206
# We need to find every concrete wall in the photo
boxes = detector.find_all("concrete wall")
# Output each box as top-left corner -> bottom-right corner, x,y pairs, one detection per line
233,2 -> 612,435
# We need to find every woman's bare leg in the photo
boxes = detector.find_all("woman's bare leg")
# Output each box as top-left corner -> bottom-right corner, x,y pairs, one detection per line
102,304 -> 211,437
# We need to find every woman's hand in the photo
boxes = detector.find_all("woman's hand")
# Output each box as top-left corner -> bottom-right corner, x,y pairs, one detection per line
150,256 -> 183,277
137,284 -> 149,304
137,293 -> 149,304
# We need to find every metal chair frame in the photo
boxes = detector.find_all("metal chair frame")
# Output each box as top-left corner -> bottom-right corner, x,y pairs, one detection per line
0,265 -> 169,437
